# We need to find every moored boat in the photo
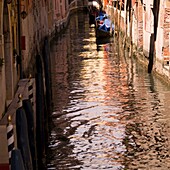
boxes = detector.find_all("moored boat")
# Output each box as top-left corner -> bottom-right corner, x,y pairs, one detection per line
95,16 -> 114,38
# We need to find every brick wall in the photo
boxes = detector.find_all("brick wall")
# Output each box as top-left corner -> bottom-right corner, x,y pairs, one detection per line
138,1 -> 143,49
163,8 -> 170,57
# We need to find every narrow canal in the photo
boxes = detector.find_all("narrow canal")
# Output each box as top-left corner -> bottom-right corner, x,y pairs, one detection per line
47,11 -> 170,170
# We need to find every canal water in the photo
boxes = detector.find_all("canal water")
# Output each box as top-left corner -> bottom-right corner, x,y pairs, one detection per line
47,11 -> 170,170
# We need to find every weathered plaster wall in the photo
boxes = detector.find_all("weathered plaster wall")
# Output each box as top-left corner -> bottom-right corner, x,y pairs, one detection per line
0,1 -> 6,117
137,1 -> 143,50
163,8 -> 170,58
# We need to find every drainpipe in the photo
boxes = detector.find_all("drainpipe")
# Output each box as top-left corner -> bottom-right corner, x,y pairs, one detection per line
17,0 -> 23,79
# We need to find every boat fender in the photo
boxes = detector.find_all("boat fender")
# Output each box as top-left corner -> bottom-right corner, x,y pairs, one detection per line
16,107 -> 33,170
11,149 -> 25,170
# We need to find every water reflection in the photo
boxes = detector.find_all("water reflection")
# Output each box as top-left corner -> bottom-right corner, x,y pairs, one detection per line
47,11 -> 170,170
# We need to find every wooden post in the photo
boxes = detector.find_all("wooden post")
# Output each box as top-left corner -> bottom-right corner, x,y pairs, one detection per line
28,74 -> 33,106
119,0 -> 122,33
130,7 -> 133,57
136,0 -> 138,57
18,94 -> 22,109
114,0 -> 119,36
124,0 -> 128,49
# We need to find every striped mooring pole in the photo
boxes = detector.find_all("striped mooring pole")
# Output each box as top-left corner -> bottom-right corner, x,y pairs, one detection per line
7,115 -> 15,165
28,74 -> 33,106
18,94 -> 22,109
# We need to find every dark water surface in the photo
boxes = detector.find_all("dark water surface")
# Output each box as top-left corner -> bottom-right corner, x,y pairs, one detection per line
47,11 -> 170,170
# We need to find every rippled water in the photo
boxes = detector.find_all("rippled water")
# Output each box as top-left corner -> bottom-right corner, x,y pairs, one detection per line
47,11 -> 170,170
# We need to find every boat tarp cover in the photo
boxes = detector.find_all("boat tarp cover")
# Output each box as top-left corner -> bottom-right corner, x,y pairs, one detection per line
99,19 -> 114,32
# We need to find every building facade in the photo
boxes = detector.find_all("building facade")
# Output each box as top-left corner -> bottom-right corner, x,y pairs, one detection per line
0,0 -> 71,119
0,1 -> 87,169
106,0 -> 170,79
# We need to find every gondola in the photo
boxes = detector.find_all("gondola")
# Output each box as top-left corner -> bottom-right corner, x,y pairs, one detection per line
95,15 -> 114,38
